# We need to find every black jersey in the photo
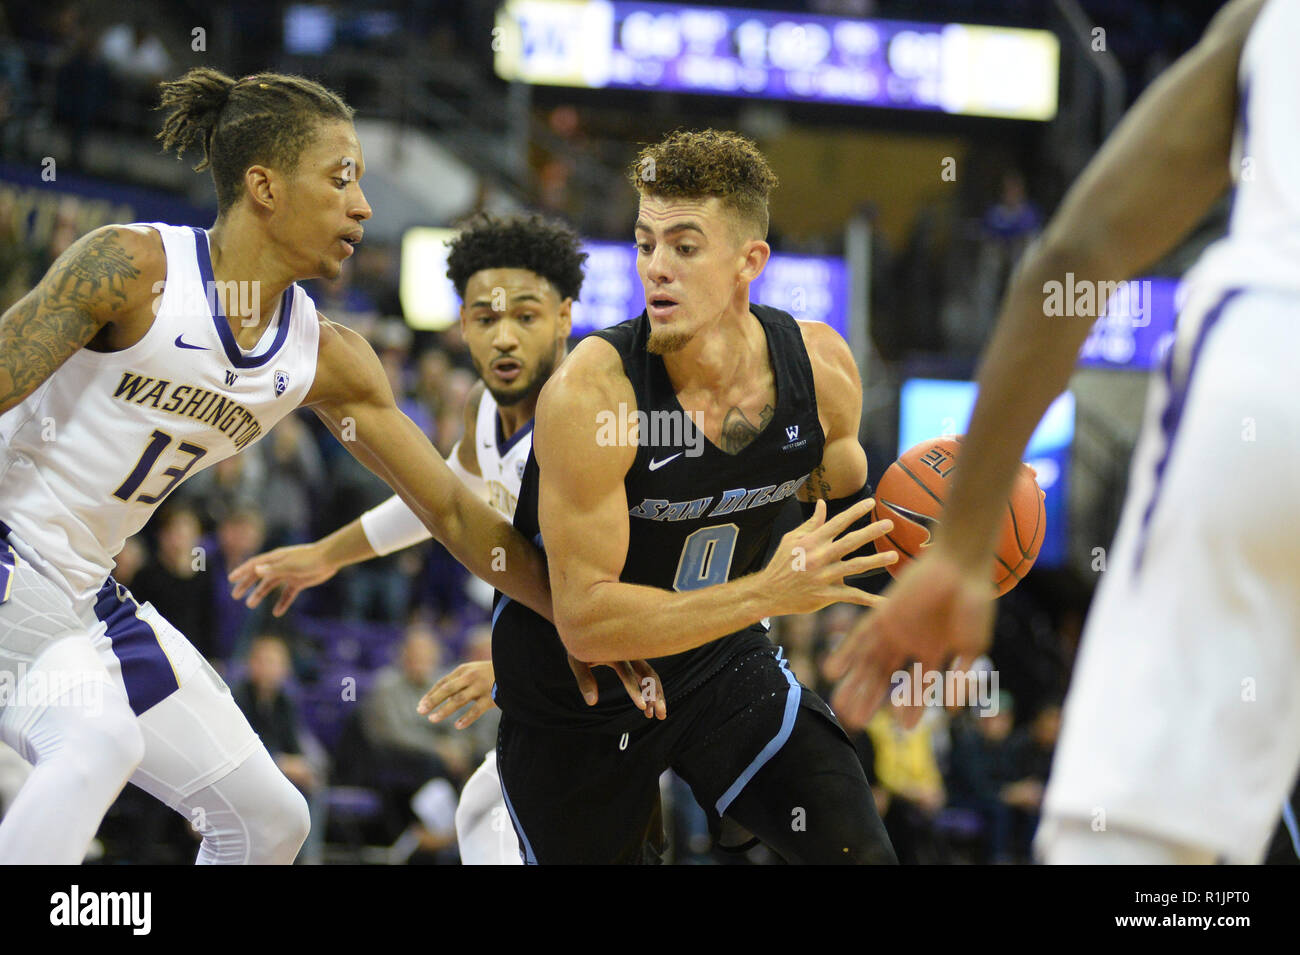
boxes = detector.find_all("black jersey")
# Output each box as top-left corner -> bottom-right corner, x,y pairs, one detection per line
492,304 -> 825,732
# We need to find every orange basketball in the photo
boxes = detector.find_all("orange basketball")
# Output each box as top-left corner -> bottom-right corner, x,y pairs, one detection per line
873,436 -> 1046,596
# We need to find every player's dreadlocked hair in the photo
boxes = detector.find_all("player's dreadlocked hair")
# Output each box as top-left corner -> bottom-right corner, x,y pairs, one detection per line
446,213 -> 588,302
628,128 -> 779,241
156,67 -> 354,215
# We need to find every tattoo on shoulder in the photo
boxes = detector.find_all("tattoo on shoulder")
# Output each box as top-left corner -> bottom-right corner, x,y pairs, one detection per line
719,403 -> 775,454
48,229 -> 141,312
0,229 -> 139,411
802,463 -> 833,500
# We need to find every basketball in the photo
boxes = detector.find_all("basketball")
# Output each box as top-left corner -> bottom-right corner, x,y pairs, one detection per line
873,436 -> 1046,596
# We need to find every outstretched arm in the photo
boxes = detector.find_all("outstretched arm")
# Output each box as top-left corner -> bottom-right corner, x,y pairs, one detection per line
825,0 -> 1267,729
301,319 -> 551,621
230,389 -> 490,613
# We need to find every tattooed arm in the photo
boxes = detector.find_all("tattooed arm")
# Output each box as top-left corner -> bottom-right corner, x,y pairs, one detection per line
796,321 -> 868,502
0,225 -> 161,416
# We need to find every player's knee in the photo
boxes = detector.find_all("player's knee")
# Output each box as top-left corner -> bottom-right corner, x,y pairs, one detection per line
94,706 -> 147,780
246,772 -> 311,863
38,694 -> 144,787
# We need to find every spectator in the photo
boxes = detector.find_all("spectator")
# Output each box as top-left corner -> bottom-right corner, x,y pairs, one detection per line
0,192 -> 34,311
49,2 -> 110,161
179,447 -> 268,529
860,703 -> 947,864
0,8 -> 32,157
110,535 -> 147,589
302,257 -> 378,329
328,443 -> 414,624
360,623 -> 467,854
40,196 -> 84,273
260,413 -> 326,547
129,504 -> 217,659
999,701 -> 1061,859
232,634 -> 326,864
98,18 -> 173,89
964,169 -> 1042,351
206,506 -> 270,662
454,623 -> 497,764
946,691 -> 1025,863
361,623 -> 471,782
233,635 -> 319,791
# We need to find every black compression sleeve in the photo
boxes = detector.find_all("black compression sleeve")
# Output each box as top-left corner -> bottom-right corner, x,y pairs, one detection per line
798,480 -> 872,523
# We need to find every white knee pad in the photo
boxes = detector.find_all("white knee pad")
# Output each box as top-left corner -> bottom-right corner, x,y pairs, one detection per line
179,747 -> 310,865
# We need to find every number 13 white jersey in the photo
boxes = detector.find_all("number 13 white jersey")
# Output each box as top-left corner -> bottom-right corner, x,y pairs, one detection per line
0,222 -> 319,609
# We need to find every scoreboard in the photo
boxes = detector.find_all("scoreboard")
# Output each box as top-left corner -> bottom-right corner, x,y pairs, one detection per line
494,0 -> 1059,120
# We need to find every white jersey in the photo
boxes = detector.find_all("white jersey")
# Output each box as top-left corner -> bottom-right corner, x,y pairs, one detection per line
1038,3 -> 1300,863
473,390 -> 532,520
1182,0 -> 1300,300
0,222 -> 319,608
358,389 -> 532,556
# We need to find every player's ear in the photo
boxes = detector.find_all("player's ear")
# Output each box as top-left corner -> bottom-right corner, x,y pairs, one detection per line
738,238 -> 770,283
557,298 -> 573,340
243,165 -> 276,213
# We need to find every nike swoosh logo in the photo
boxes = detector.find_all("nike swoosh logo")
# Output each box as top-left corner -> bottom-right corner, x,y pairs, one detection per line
648,453 -> 683,471
174,335 -> 208,351
883,500 -> 939,547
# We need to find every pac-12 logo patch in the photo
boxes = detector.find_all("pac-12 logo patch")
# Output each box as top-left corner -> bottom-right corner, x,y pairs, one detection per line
274,369 -> 289,397
516,459 -> 526,481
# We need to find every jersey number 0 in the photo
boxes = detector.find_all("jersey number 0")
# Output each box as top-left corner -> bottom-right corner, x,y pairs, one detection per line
672,523 -> 739,592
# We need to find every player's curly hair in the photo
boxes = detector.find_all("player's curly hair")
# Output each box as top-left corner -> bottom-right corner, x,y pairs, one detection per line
628,129 -> 779,240
156,67 -> 354,215
445,213 -> 587,301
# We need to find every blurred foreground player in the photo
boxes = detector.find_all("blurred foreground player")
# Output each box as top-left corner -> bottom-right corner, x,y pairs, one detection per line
827,0 -> 1294,864
0,69 -> 551,863
491,130 -> 900,863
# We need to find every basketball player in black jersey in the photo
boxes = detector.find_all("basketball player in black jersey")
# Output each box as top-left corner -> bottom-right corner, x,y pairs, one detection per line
491,129 -> 900,864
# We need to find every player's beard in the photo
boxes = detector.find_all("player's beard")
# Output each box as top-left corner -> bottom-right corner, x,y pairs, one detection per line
484,346 -> 559,408
646,327 -> 693,355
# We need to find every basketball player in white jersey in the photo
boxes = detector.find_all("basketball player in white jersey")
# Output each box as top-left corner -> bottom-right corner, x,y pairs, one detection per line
0,68 -> 554,864
227,212 -> 661,864
826,0 -> 1295,863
